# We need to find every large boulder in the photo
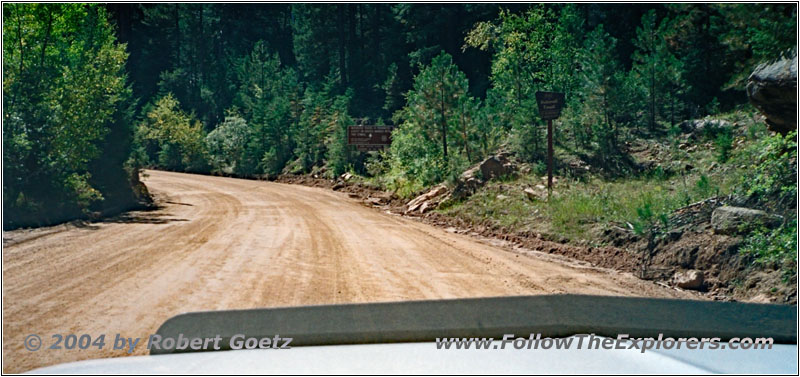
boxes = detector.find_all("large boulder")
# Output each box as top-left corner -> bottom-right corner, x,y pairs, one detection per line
711,206 -> 782,235
478,154 -> 516,180
450,153 -> 517,201
747,53 -> 797,135
679,119 -> 732,137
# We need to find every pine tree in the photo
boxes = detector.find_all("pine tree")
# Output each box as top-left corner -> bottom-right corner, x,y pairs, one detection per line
465,6 -> 557,161
631,10 -> 686,130
580,25 -> 621,158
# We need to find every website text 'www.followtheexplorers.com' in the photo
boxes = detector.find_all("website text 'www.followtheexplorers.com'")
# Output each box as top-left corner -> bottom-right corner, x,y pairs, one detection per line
435,334 -> 774,353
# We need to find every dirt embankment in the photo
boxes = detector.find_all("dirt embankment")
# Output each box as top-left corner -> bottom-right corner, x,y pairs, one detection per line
277,174 -> 796,305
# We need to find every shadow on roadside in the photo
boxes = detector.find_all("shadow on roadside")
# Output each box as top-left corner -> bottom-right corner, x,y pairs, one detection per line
101,206 -> 189,225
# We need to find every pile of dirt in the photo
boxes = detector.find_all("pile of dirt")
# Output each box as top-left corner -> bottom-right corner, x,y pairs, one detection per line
275,174 -> 407,211
601,197 -> 796,304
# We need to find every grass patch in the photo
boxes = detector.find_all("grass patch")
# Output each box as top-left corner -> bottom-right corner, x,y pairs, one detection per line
441,131 -> 747,244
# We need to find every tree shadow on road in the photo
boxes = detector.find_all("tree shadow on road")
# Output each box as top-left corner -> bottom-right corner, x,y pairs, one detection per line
100,206 -> 189,225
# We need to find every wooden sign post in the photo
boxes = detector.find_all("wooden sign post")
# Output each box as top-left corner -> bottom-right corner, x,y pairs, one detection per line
535,91 -> 565,192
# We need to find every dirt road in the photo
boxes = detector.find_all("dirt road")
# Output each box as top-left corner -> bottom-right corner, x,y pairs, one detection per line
2,170 -> 698,372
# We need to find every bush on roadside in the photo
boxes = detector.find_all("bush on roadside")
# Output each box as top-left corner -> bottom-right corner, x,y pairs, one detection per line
741,219 -> 797,278
136,94 -> 209,173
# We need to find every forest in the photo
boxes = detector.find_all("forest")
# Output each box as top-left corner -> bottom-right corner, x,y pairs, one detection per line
3,3 -> 796,243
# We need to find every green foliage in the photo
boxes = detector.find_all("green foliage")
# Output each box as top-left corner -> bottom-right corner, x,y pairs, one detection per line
466,7 -> 557,161
234,41 -> 302,175
206,114 -> 252,175
714,128 -> 733,163
137,94 -> 208,172
387,52 -> 479,193
3,4 -> 133,227
736,131 -> 797,212
386,120 -> 447,195
717,3 -> 797,87
6,3 -> 798,232
325,91 -> 355,176
381,63 -> 404,115
630,10 -> 688,130
293,74 -> 338,173
577,25 -> 622,160
695,174 -> 717,198
741,219 -> 797,269
64,172 -> 104,210
631,199 -> 669,236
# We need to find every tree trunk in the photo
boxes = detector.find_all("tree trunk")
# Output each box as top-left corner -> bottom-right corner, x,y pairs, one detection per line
440,71 -> 448,160
460,101 -> 472,162
337,6 -> 347,86
650,66 -> 656,131
347,5 -> 356,86
174,4 -> 181,67
40,6 -> 54,67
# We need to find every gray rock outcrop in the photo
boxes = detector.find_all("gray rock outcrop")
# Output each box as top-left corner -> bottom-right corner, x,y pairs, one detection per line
747,53 -> 797,134
711,206 -> 782,235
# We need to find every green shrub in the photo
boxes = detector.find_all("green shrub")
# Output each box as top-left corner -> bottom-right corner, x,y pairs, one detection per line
736,131 -> 797,211
260,147 -> 282,176
65,173 -> 104,211
714,128 -> 733,163
741,219 -> 797,273
206,115 -> 252,175
324,93 -> 355,177
137,94 -> 209,172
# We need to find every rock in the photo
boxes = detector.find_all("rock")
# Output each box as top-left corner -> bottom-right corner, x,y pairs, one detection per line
711,206 -> 782,235
496,194 -> 508,200
341,172 -> 353,181
450,177 -> 482,201
523,187 -> 546,201
479,155 -> 516,180
460,165 -> 481,180
747,53 -> 797,135
666,229 -> 683,242
419,201 -> 433,213
406,184 -> 448,213
450,153 -> 517,201
679,119 -> 732,136
366,192 -> 395,205
674,270 -> 704,290
332,181 -> 345,190
523,188 -> 538,201
541,176 -> 558,184
377,191 -> 397,203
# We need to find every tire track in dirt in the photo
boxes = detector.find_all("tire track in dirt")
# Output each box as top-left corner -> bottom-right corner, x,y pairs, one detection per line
3,170 -> 699,373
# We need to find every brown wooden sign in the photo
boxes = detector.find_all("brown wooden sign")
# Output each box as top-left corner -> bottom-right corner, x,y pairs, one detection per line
355,145 -> 387,152
347,126 -> 394,150
535,91 -> 565,192
535,91 -> 565,120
